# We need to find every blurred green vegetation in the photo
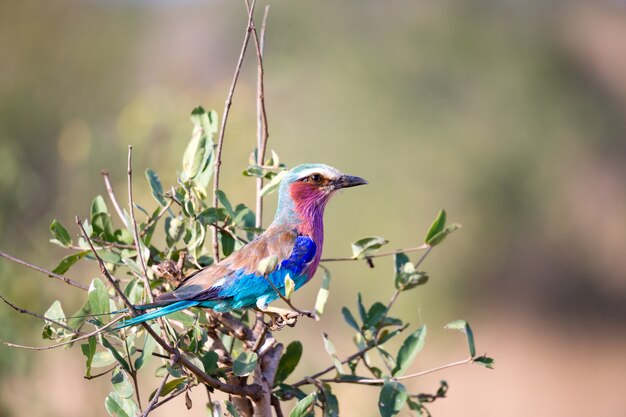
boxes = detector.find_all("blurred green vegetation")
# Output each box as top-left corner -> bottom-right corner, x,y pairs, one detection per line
1,1 -> 626,416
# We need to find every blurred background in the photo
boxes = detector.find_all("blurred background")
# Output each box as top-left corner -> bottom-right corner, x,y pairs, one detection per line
1,0 -> 626,416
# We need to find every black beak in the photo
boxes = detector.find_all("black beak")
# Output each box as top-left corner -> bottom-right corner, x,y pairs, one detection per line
333,174 -> 368,189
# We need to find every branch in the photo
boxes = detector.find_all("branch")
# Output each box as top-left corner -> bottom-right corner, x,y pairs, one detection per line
321,244 -> 430,263
76,216 -> 264,400
142,367 -> 171,417
2,316 -> 124,350
245,0 -> 271,229
0,293 -> 79,335
127,145 -> 154,304
319,356 -> 474,386
101,170 -> 126,224
0,250 -> 88,291
212,0 -> 258,261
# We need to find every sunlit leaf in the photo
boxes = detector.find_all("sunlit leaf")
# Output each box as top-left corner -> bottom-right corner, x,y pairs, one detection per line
105,392 -> 134,417
314,266 -> 331,316
289,392 -> 316,417
364,302 -> 387,329
111,368 -> 134,399
351,236 -> 388,259
89,278 -> 109,316
445,320 -> 475,357
260,170 -> 287,196
322,333 -> 344,374
257,255 -> 278,276
216,190 -> 235,218
284,275 -> 295,299
426,223 -> 461,247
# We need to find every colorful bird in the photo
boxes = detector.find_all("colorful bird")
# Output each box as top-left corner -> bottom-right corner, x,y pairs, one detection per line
116,164 -> 367,329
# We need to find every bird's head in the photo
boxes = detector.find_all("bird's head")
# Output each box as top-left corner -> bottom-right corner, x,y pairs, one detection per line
274,163 -> 368,225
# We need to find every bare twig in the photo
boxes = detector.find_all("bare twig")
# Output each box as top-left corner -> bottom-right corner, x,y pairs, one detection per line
0,293 -> 79,335
291,325 -> 408,388
321,244 -> 430,263
319,356 -> 474,386
101,170 -> 127,224
140,198 -> 173,237
245,0 -> 271,229
127,146 -> 154,304
142,367 -> 171,417
212,0 -> 258,261
2,316 -> 124,350
259,274 -> 316,320
0,250 -> 88,291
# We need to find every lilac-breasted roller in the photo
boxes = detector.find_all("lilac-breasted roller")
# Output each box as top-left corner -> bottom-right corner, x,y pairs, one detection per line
115,164 -> 367,329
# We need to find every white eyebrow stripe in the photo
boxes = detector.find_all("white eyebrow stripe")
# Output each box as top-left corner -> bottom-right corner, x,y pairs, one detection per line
295,167 -> 342,181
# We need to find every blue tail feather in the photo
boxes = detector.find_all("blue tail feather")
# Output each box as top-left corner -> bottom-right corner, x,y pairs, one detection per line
113,300 -> 200,329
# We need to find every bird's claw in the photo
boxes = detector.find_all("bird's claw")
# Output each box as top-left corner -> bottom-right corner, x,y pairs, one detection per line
267,311 -> 298,331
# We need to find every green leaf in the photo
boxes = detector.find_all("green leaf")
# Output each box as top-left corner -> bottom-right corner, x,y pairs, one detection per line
357,293 -> 367,323
427,223 -> 461,247
378,380 -> 408,417
145,168 -> 167,206
81,336 -> 96,378
134,324 -> 159,370
233,351 -> 258,377
182,119 -> 210,182
92,351 -> 116,368
289,392 -> 316,417
351,236 -> 388,259
314,266 -> 331,316
473,355 -> 495,369
377,324 -> 409,345
221,232 -> 235,257
111,368 -> 134,399
424,209 -> 446,244
201,351 -> 219,374
225,401 -> 241,417
275,341 -> 303,385
165,216 -> 185,248
322,383 -> 339,417
50,219 -> 73,247
341,307 -> 360,332
445,320 -> 475,357
101,336 -> 130,373
42,300 -> 67,339
105,392 -> 138,417
88,278 -> 109,316
260,169 -> 287,196
391,325 -> 427,376
150,377 -> 187,400
322,333 -> 344,374
216,190 -> 235,218
52,250 -> 89,274
197,207 -> 219,226
91,196 -> 115,240
364,302 -> 387,329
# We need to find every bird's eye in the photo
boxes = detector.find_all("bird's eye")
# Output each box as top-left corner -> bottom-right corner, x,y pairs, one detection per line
310,174 -> 322,183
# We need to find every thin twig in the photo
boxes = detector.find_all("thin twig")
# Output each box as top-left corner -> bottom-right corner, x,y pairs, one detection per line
127,146 -> 154,304
2,316 -> 124,350
0,250 -> 88,291
212,0 -> 258,261
246,0 -> 271,229
101,170 -> 127,224
291,325 -> 408,388
84,366 -> 117,380
321,244 -> 430,263
142,367 -> 171,417
260,274 -> 316,319
140,198 -> 174,237
319,356 -> 474,386
124,337 -> 143,412
0,293 -> 79,335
